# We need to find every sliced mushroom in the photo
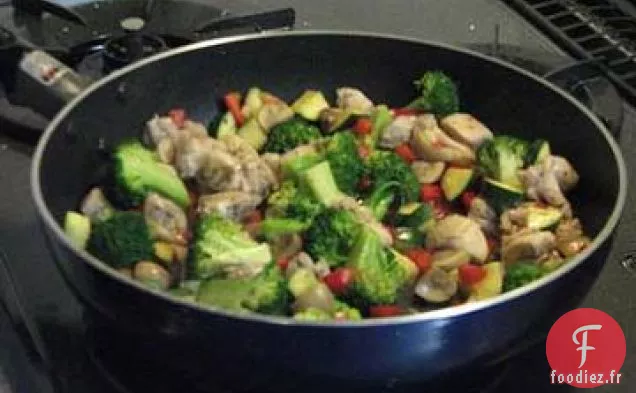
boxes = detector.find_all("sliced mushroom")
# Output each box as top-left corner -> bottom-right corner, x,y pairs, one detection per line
257,102 -> 294,131
134,261 -> 172,291
379,115 -> 417,149
468,197 -> 498,237
144,192 -> 188,245
80,187 -> 115,223
411,161 -> 446,184
439,113 -> 493,150
415,267 -> 458,303
197,191 -> 262,221
501,230 -> 556,264
336,87 -> 374,115
410,115 -> 475,166
432,249 -> 471,270
426,214 -> 489,262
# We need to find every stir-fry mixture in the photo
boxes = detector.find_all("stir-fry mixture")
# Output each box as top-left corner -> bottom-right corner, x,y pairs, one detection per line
63,71 -> 591,320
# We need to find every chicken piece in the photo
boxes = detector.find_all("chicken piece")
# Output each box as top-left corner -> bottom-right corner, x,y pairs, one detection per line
241,158 -> 279,197
519,156 -> 574,217
181,120 -> 209,139
554,218 -> 591,257
196,149 -> 244,193
156,138 -> 175,164
257,102 -> 294,131
379,115 -> 417,149
197,192 -> 262,221
546,155 -> 579,192
173,135 -> 226,179
143,192 -> 188,245
439,113 -> 493,150
468,197 -> 498,236
426,214 -> 489,262
335,197 -> 393,246
220,134 -> 259,161
336,87 -> 374,114
145,115 -> 179,146
410,114 -> 475,166
501,229 -> 556,264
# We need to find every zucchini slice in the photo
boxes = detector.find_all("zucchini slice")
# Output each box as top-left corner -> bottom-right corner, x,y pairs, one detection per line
441,167 -> 474,201
482,178 -> 524,214
216,111 -> 237,138
468,262 -> 504,301
64,211 -> 91,249
291,90 -> 330,121
396,202 -> 435,232
237,118 -> 267,150
526,204 -> 562,230
525,140 -> 550,166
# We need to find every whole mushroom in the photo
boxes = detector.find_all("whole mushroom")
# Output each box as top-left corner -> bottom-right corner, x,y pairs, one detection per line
426,214 -> 489,262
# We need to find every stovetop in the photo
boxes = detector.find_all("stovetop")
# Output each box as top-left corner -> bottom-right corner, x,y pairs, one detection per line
0,1 -> 635,393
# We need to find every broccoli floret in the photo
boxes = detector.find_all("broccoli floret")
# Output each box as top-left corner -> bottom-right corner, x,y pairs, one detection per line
112,141 -> 190,208
503,262 -> 556,292
87,211 -> 154,268
191,214 -> 272,279
197,263 -> 288,315
346,227 -> 411,309
364,181 -> 401,221
293,301 -> 362,321
407,71 -> 459,116
324,131 -> 367,195
262,117 -> 323,154
367,151 -> 420,202
267,180 -> 324,225
477,136 -> 530,188
304,208 -> 361,267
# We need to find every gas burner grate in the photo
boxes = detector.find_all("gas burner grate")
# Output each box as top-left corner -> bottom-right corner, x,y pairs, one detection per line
505,0 -> 636,104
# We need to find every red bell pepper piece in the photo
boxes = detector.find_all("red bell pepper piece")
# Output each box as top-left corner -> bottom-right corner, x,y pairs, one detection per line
224,92 -> 245,127
369,305 -> 404,318
420,184 -> 442,202
405,248 -> 433,273
168,108 -> 186,129
392,108 -> 424,116
323,267 -> 354,296
276,257 -> 290,271
461,191 -> 477,210
458,264 -> 486,287
394,143 -> 416,164
353,118 -> 373,135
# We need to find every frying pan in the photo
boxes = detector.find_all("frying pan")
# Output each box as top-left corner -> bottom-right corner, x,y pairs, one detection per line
18,31 -> 628,391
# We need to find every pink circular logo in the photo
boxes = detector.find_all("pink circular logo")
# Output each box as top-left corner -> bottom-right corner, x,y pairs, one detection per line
546,308 -> 626,388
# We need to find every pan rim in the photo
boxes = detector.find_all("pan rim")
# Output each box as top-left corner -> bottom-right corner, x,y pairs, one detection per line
31,30 -> 628,328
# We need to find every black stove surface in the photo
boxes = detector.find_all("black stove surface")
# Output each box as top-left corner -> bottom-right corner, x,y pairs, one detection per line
0,1 -> 634,393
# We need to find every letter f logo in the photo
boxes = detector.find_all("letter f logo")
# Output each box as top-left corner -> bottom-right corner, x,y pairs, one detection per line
572,325 -> 602,368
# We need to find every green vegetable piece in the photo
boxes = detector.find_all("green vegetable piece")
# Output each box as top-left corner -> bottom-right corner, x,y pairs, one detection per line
215,111 -> 237,138
113,141 -> 190,208
364,181 -> 401,221
242,87 -> 264,119
395,202 -> 435,231
407,71 -> 460,116
346,227 -> 410,308
525,139 -> 551,166
191,214 -> 272,279
363,105 -> 393,148
392,227 -> 426,252
64,211 -> 91,249
367,150 -> 420,202
266,180 -> 324,226
263,117 -> 323,154
320,108 -> 355,134
477,135 -> 530,189
291,90 -> 330,121
503,262 -> 544,292
481,178 -> 525,214
197,263 -> 288,315
468,262 -> 503,301
238,118 -> 268,151
325,131 -> 367,196
526,204 -> 563,230
441,167 -> 474,201
288,268 -> 319,297
280,153 -> 324,183
294,300 -> 362,321
305,208 -> 361,267
294,307 -> 332,321
302,161 -> 345,207
260,218 -> 308,238
87,211 -> 154,268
